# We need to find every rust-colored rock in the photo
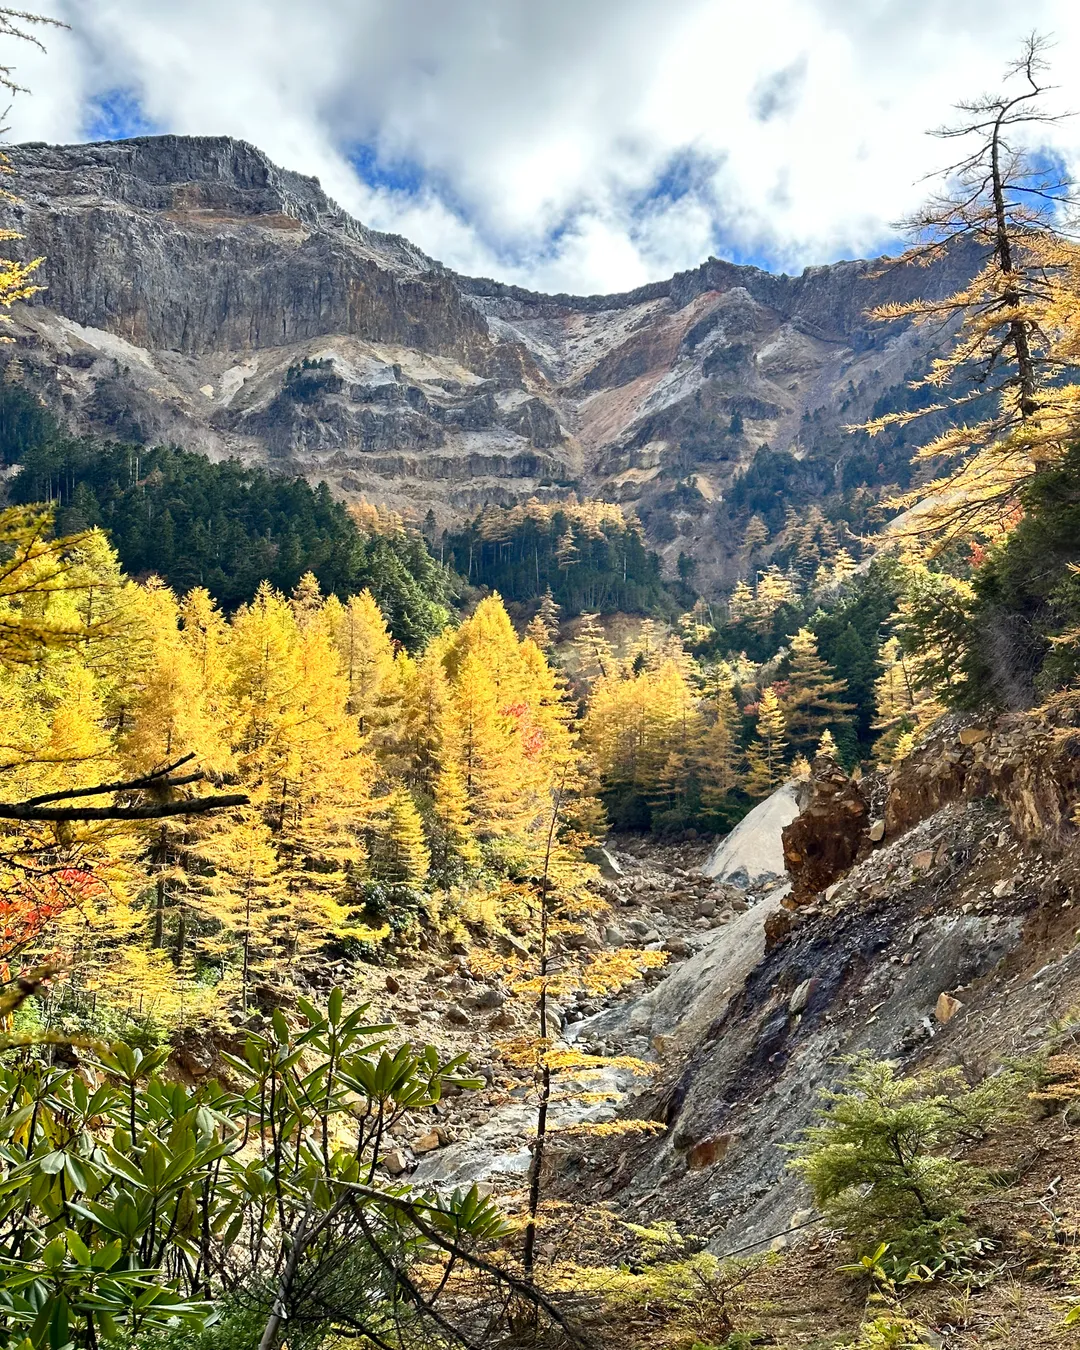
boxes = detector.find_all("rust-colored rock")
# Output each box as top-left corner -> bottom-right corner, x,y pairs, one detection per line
959,727 -> 990,746
781,756 -> 869,904
886,704 -> 1080,849
935,992 -> 963,1024
764,909 -> 796,949
687,1132 -> 734,1169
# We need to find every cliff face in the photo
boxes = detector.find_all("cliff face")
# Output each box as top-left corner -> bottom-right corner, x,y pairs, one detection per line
1,135 -> 972,575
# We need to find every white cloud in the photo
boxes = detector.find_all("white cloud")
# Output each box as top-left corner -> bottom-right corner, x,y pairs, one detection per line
4,0 -> 1080,292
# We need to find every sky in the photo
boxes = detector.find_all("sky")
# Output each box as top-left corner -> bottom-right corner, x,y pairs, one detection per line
6,0 -> 1080,295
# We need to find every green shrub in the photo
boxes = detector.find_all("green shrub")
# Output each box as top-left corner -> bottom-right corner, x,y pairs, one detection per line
790,1056 -> 1025,1274
838,1314 -> 931,1349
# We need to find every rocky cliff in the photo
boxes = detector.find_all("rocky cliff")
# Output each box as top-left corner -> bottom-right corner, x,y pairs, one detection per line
1,135 -> 973,582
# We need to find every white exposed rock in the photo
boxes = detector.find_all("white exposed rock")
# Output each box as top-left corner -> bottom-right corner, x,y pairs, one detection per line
700,782 -> 801,890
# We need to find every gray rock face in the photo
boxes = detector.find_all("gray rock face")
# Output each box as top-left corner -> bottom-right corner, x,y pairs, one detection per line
701,781 -> 802,890
1,135 -> 975,565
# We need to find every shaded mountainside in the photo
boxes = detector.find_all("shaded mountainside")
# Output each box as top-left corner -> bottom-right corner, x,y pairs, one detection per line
2,135 -> 976,587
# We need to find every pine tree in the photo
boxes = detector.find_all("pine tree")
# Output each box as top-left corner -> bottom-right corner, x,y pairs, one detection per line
782,627 -> 855,756
525,587 -> 561,652
327,588 -> 400,744
573,612 -> 615,683
199,808 -> 287,1011
698,683 -> 744,817
742,514 -> 770,554
393,642 -> 451,791
745,687 -> 788,796
431,755 -> 480,871
369,787 -> 431,888
445,650 -> 523,840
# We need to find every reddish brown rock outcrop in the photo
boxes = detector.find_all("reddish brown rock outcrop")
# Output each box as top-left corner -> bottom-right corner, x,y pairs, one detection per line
781,756 -> 869,905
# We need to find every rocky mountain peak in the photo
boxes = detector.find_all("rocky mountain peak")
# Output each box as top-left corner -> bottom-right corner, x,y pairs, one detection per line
0,135 -> 972,576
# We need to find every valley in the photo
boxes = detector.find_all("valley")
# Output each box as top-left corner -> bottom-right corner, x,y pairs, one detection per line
1,66 -> 1080,1348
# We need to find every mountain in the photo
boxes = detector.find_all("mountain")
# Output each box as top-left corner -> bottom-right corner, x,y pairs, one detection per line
1,135 -> 973,589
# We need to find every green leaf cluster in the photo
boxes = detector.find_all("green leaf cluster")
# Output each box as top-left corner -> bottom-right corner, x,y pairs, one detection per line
0,989 -> 498,1350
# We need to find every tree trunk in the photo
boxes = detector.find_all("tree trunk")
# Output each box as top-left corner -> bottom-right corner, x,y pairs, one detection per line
152,825 -> 168,948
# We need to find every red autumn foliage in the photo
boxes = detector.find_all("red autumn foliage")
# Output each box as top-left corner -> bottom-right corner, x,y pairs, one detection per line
0,868 -> 103,961
501,700 -> 546,761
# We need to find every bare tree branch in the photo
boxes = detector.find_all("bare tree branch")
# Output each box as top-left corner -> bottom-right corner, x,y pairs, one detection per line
0,794 -> 249,821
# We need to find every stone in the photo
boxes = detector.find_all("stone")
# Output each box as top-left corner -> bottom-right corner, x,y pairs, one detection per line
764,910 -> 795,949
992,877 -> 1016,898
627,919 -> 652,937
382,1149 -> 408,1175
444,1004 -> 471,1026
935,992 -> 963,1024
384,974 -> 402,995
663,938 -> 691,958
687,1132 -> 734,1169
470,987 -> 506,1010
789,977 -> 818,1016
696,898 -> 717,918
413,1131 -> 441,1154
912,849 -> 934,872
868,819 -> 886,843
959,727 -> 990,746
603,927 -> 625,947
585,845 -> 624,880
730,896 -> 749,913
782,757 -> 869,903
175,1043 -> 213,1077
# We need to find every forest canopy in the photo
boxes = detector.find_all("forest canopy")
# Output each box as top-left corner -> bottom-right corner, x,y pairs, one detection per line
6,428 -> 454,648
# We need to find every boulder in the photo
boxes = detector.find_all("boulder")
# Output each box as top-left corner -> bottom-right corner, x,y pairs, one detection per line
935,992 -> 963,1024
382,1149 -> 408,1175
470,987 -> 506,1010
687,1132 -> 735,1169
868,819 -> 886,843
585,845 -> 624,880
781,756 -> 869,904
175,1043 -> 213,1078
788,977 -> 818,1016
700,780 -> 801,889
445,1004 -> 471,1027
385,974 -> 402,995
764,909 -> 796,949
413,1131 -> 441,1154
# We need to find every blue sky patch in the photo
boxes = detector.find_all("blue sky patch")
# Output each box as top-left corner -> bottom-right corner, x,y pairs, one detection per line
85,89 -> 158,143
349,143 -> 429,197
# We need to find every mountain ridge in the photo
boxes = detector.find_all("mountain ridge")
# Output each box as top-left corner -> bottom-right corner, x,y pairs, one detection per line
0,134 -> 974,588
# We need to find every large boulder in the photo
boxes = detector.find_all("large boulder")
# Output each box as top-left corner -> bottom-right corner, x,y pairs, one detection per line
701,781 -> 801,890
781,756 -> 868,904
